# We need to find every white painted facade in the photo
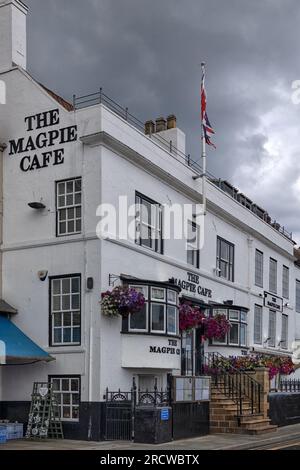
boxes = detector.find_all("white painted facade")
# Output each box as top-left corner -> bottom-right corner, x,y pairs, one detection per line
0,0 -> 299,436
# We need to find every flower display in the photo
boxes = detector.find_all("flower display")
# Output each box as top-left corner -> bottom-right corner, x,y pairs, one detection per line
101,286 -> 145,318
203,354 -> 295,380
179,303 -> 231,340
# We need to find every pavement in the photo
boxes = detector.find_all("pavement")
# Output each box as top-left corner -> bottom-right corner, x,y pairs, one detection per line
1,423 -> 300,450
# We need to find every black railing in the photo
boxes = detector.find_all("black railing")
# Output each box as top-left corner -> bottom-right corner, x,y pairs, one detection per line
203,352 -> 262,417
105,378 -> 171,408
278,379 -> 300,393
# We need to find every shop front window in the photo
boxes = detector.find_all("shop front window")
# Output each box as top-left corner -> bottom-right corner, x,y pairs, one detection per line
127,285 -> 179,336
50,376 -> 80,422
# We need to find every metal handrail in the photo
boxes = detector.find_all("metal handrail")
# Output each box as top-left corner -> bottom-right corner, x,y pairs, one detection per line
204,352 -> 262,417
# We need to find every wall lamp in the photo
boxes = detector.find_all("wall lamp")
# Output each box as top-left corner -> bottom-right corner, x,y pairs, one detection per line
28,202 -> 46,210
263,337 -> 271,346
278,340 -> 285,347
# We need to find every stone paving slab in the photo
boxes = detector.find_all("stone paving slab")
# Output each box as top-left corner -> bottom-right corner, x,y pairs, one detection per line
1,423 -> 300,451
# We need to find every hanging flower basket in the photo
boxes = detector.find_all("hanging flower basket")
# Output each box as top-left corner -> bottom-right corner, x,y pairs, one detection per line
101,286 -> 145,318
179,302 -> 231,341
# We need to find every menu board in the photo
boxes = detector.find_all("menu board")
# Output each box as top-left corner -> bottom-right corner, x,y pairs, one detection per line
173,376 -> 211,403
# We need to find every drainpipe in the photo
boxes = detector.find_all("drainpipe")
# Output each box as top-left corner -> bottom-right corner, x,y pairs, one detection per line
0,143 -> 5,299
247,237 -> 254,347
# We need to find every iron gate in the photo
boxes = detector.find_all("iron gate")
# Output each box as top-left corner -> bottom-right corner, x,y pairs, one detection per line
104,379 -> 171,441
105,390 -> 134,441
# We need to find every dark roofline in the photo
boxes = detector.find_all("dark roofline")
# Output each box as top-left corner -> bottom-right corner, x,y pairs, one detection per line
39,83 -> 74,111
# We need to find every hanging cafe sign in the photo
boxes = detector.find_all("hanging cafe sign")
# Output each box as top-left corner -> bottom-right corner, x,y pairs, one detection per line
170,272 -> 212,298
8,109 -> 78,172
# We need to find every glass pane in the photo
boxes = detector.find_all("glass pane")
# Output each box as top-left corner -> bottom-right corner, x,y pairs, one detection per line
63,313 -> 72,326
229,324 -> 239,344
68,221 -> 75,233
68,207 -> 75,219
130,305 -> 147,330
52,379 -> 60,391
76,220 -> 82,233
72,294 -> 80,310
63,328 -> 72,343
240,312 -> 247,322
63,394 -> 71,405
66,181 -> 74,193
72,407 -> 79,419
53,313 -> 62,327
73,313 -> 81,326
75,179 -> 81,191
73,394 -> 80,405
75,193 -> 82,205
62,295 -> 71,310
71,379 -> 79,392
66,194 -> 74,206
52,296 -> 61,311
73,328 -> 81,343
52,280 -> 61,295
57,182 -> 65,196
129,285 -> 148,299
72,277 -> 80,293
59,209 -> 67,222
167,290 -> 177,304
151,304 -> 165,332
58,195 -> 65,207
59,222 -> 66,235
151,288 -> 165,300
55,394 -> 62,404
53,328 -> 62,344
62,278 -> 71,294
167,306 -> 177,334
63,407 -> 71,419
76,207 -> 82,218
240,324 -> 247,346
229,310 -> 239,321
62,379 -> 70,391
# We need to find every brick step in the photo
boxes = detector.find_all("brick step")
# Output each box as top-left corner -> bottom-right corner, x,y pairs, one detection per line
211,400 -> 252,408
235,425 -> 278,436
239,419 -> 272,431
237,413 -> 265,423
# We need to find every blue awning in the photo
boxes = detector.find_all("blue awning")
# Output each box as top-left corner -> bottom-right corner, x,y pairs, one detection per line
0,316 -> 54,365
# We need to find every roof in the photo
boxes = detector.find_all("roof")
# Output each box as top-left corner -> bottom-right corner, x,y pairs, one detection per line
39,83 -> 74,111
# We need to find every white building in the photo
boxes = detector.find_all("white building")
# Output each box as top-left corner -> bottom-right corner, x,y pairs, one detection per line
0,1 -> 299,440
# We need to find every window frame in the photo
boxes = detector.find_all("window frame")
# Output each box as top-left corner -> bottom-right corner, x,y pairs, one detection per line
56,177 -> 82,238
211,308 -> 248,348
268,309 -> 277,348
282,265 -> 289,300
49,274 -> 81,347
135,192 -> 163,254
186,220 -> 200,269
49,375 -> 80,423
255,249 -> 264,288
126,284 -> 179,337
269,258 -> 278,294
254,304 -> 263,345
216,237 -> 235,282
281,314 -> 288,350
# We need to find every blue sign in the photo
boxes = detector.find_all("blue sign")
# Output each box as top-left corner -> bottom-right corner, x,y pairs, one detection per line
161,408 -> 170,421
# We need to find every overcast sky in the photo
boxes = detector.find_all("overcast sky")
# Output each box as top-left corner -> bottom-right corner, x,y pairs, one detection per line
26,0 -> 300,243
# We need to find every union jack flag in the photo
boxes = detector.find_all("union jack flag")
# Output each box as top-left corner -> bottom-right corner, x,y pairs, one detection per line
201,64 -> 216,149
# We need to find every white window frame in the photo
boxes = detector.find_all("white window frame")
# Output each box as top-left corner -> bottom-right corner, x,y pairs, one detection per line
128,285 -> 148,333
269,258 -> 277,294
281,314 -> 288,350
282,266 -> 289,300
151,287 -> 166,302
187,221 -> 200,269
150,303 -> 166,334
254,305 -> 263,345
136,193 -> 162,254
268,310 -> 276,348
56,178 -> 82,237
167,305 -> 178,336
51,276 -> 81,346
255,250 -> 264,288
50,376 -> 80,422
217,237 -> 234,282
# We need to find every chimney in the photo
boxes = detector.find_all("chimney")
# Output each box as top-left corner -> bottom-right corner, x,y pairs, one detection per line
167,114 -> 177,130
0,0 -> 28,73
155,117 -> 167,133
145,120 -> 155,136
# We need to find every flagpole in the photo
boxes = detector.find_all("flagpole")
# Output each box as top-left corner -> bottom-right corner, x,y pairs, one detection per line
201,62 -> 207,216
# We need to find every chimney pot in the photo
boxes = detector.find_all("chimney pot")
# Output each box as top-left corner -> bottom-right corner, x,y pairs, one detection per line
167,115 -> 177,130
155,117 -> 167,133
145,120 -> 155,136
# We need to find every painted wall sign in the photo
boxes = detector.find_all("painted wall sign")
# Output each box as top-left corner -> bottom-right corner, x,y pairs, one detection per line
264,292 -> 283,312
149,339 -> 180,356
8,109 -> 78,172
170,272 -> 212,298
